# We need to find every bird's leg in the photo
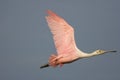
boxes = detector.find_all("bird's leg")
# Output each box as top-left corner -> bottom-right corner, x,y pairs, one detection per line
49,54 -> 58,67
49,54 -> 56,61
49,54 -> 63,67
59,63 -> 64,67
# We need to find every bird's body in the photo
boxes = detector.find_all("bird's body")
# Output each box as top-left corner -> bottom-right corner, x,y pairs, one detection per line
40,10 -> 116,69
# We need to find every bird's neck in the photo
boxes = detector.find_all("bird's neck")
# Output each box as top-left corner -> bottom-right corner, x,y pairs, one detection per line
78,51 -> 99,58
84,52 -> 99,58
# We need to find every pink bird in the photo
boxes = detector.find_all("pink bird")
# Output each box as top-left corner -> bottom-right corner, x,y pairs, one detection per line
40,10 -> 116,69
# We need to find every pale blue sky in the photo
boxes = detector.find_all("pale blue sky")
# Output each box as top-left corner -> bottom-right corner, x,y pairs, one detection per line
0,0 -> 120,80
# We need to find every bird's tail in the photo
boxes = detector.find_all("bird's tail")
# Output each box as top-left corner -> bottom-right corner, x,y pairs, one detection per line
40,63 -> 49,69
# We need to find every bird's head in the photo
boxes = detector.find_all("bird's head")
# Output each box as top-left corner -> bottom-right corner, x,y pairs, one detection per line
94,49 -> 117,55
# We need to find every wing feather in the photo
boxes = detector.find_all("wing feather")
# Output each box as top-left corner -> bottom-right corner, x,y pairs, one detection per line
46,10 -> 77,55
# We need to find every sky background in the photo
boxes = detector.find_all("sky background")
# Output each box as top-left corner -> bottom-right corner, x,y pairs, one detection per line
0,0 -> 120,80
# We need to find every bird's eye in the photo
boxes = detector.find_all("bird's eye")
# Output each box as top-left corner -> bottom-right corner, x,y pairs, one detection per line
97,50 -> 101,53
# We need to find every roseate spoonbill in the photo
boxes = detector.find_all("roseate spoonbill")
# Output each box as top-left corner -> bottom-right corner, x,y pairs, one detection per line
40,10 -> 116,69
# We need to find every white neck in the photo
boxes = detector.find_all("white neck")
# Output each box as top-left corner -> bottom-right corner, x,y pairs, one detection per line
82,52 -> 99,58
77,50 -> 99,58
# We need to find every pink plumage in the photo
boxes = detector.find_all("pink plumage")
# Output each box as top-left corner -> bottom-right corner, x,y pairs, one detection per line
45,10 -> 81,67
40,10 -> 116,69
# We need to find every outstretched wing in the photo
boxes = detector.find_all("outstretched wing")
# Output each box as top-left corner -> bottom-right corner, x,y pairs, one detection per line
46,10 -> 78,55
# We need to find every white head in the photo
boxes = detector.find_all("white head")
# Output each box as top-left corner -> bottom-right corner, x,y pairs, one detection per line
93,49 -> 117,56
80,49 -> 117,58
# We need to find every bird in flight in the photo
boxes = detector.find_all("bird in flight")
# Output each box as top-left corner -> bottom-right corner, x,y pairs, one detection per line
40,10 -> 116,69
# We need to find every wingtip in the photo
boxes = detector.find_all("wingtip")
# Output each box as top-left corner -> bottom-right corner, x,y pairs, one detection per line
46,9 -> 50,12
46,9 -> 58,17
46,9 -> 52,14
